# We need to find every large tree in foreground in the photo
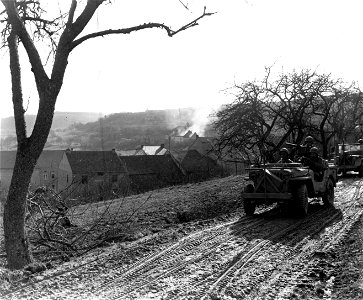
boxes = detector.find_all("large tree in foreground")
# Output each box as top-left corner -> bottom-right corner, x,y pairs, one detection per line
1,0 -> 213,269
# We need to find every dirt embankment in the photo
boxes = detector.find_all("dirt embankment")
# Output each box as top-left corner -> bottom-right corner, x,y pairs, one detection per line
1,176 -> 363,300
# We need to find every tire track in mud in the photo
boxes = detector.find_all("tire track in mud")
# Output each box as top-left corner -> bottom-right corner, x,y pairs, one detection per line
242,181 -> 363,300
1,216 -> 263,300
196,206 -> 344,300
106,180 -> 363,300
99,207 -> 333,299
93,217 -> 274,299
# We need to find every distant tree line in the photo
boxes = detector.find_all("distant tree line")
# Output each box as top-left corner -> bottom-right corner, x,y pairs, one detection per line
213,68 -> 363,161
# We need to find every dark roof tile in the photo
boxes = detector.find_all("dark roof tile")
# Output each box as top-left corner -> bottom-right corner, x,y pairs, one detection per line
66,151 -> 126,174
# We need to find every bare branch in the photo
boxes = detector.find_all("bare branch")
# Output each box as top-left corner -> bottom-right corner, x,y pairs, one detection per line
70,8 -> 215,50
1,0 -> 49,90
67,0 -> 77,26
177,0 -> 189,10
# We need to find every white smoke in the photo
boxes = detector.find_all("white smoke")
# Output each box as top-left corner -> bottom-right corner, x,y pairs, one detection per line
189,106 -> 215,137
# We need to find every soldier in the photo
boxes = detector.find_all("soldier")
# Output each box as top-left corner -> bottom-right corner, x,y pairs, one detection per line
278,148 -> 293,163
303,147 -> 324,180
292,135 -> 315,161
301,135 -> 314,156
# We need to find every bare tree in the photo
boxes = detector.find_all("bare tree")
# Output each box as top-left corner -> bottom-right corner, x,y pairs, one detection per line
328,91 -> 363,144
214,80 -> 281,163
1,0 -> 213,269
264,69 -> 317,145
214,68 -> 360,161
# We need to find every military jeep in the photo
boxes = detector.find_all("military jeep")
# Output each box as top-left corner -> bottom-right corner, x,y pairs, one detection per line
242,161 -> 338,217
336,143 -> 363,177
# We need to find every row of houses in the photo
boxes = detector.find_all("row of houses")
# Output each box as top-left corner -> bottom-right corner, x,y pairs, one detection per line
0,137 -> 246,201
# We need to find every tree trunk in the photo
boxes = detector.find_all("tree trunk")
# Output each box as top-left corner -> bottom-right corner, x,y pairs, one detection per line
3,92 -> 56,269
3,148 -> 37,269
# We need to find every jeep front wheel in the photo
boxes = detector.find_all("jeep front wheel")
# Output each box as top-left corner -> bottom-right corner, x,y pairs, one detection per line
294,184 -> 308,217
243,184 -> 256,216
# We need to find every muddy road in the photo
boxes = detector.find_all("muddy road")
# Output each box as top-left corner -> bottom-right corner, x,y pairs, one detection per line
3,177 -> 363,300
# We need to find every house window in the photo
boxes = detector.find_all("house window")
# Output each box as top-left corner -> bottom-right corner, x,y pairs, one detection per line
43,172 -> 48,180
111,174 -> 118,183
81,175 -> 88,184
51,172 -> 55,179
52,184 -> 55,189
97,172 -> 104,176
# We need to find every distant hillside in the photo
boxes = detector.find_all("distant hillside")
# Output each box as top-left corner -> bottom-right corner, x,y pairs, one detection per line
0,108 -> 217,151
1,112 -> 101,137
65,108 -> 200,150
71,108 -> 195,132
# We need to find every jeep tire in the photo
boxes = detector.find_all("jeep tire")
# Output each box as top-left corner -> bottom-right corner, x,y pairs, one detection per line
358,165 -> 363,178
322,178 -> 334,206
294,183 -> 308,217
243,184 -> 256,216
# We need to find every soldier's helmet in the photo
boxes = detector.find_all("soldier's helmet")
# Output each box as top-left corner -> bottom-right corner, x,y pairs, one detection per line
304,136 -> 314,144
310,147 -> 319,154
280,147 -> 289,154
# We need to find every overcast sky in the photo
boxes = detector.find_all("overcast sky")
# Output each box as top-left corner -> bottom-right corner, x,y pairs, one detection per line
1,0 -> 363,119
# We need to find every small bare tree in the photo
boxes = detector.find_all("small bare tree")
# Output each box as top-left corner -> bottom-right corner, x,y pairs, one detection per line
1,0 -> 213,269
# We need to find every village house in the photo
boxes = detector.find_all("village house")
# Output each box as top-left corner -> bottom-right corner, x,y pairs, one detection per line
119,155 -> 186,193
0,150 -> 65,193
59,149 -> 129,200
170,130 -> 199,144
181,136 -> 246,180
181,149 -> 221,181
1,149 -> 129,202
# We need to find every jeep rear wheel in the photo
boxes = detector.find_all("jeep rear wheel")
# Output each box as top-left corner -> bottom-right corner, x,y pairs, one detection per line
243,184 -> 256,216
322,178 -> 334,206
294,184 -> 308,217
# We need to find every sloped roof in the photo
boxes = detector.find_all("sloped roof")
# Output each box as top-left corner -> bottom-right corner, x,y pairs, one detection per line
142,146 -> 162,155
116,149 -> 138,156
0,150 -> 64,169
134,145 -> 169,155
36,150 -> 65,169
134,149 -> 147,155
170,150 -> 188,162
66,150 -> 127,174
188,137 -> 219,160
155,148 -> 169,155
181,149 -> 218,172
119,155 -> 185,176
183,130 -> 193,138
